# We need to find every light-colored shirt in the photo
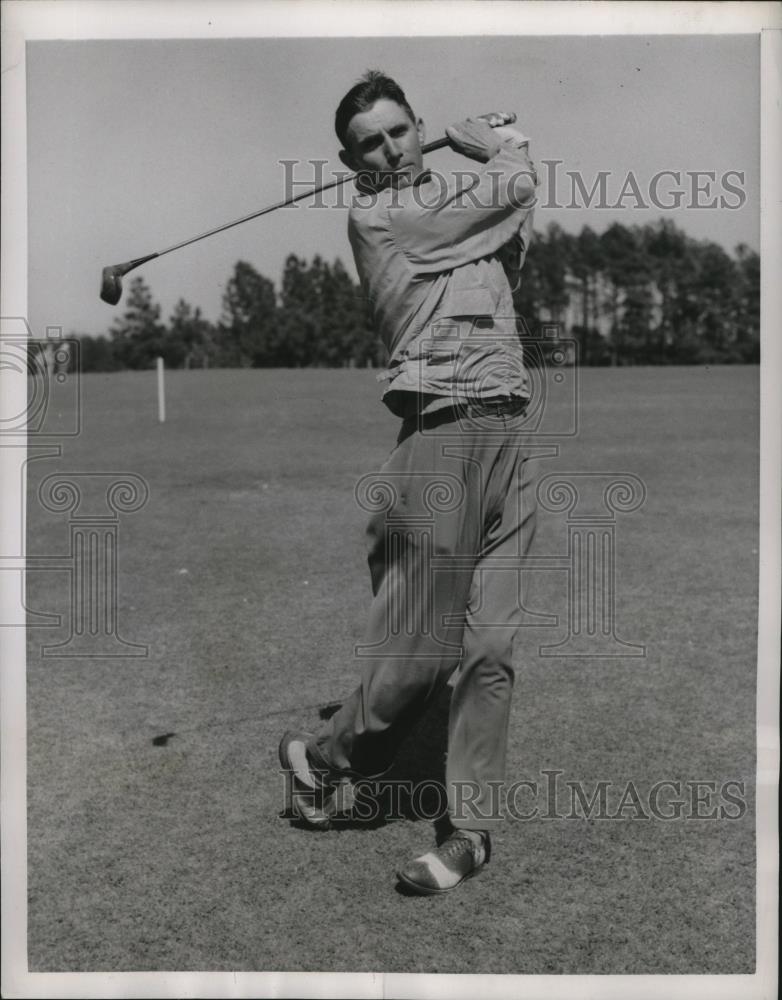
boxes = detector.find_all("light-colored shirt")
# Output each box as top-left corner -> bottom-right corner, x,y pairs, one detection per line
347,139 -> 537,417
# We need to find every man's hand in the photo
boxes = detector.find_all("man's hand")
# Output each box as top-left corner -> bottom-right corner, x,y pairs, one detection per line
490,125 -> 539,188
446,119 -> 534,171
492,124 -> 531,148
445,117 -> 504,163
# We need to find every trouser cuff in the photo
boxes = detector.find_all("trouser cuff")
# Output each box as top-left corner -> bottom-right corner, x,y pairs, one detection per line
306,737 -> 395,785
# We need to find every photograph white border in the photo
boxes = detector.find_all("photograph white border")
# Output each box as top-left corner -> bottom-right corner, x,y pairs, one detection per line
2,3 -> 779,998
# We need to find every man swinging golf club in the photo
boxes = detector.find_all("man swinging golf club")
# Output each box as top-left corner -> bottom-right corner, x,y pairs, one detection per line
280,70 -> 539,895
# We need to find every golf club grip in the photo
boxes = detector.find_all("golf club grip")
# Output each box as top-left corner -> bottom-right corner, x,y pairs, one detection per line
422,111 -> 518,153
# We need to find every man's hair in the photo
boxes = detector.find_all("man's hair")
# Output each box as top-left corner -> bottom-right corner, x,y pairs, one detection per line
335,70 -> 416,148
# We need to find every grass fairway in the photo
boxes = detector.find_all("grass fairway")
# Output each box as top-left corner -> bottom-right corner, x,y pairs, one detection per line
25,365 -> 758,974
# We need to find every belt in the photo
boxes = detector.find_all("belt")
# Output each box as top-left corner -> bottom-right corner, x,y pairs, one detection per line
458,396 -> 529,418
399,396 -> 529,442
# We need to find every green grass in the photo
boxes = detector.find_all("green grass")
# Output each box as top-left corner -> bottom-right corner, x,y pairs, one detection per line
26,365 -> 758,973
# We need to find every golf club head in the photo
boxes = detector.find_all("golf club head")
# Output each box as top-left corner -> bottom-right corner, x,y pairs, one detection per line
100,266 -> 124,305
99,254 -> 159,305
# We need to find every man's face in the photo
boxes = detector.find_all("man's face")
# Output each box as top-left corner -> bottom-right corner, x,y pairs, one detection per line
340,98 -> 425,191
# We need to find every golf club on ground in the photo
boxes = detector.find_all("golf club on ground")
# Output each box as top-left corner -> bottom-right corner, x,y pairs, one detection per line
100,112 -> 518,306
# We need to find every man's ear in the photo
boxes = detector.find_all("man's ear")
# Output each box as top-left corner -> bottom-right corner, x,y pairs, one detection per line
416,117 -> 425,147
339,148 -> 358,171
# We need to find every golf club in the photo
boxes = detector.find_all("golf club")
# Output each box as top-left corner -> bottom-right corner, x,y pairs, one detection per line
100,112 -> 517,306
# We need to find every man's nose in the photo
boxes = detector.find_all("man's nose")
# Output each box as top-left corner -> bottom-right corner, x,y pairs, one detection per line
383,136 -> 402,163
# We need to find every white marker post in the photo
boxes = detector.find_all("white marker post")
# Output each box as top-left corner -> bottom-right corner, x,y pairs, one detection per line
156,356 -> 166,423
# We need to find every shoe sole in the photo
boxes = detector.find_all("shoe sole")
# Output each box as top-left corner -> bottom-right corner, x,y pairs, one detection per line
279,730 -> 332,830
395,866 -> 483,896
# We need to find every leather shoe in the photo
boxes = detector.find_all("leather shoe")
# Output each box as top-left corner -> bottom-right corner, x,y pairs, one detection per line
397,830 -> 491,895
279,730 -> 337,830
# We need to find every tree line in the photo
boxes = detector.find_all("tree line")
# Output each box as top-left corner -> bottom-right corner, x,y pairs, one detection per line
76,219 -> 759,372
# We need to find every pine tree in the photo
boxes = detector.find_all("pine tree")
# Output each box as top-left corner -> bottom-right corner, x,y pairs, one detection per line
275,254 -> 321,366
218,260 -> 278,367
168,299 -> 215,368
110,276 -> 169,369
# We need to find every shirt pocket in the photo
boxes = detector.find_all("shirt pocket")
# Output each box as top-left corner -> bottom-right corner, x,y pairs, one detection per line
438,285 -> 497,319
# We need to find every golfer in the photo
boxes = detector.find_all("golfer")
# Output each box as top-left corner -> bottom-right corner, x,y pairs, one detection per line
281,71 -> 539,895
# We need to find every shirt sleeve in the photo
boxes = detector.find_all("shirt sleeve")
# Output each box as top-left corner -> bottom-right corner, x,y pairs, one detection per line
389,144 -> 537,275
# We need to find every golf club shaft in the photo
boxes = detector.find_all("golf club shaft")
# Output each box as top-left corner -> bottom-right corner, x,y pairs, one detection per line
100,111 -> 517,303
156,173 -> 357,259
151,113 -> 516,260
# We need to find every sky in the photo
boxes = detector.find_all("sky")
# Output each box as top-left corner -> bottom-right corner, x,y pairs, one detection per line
23,31 -> 760,336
